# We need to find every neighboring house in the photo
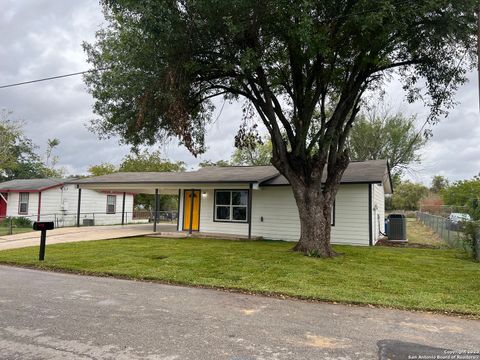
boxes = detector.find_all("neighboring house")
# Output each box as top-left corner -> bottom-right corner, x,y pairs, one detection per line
71,160 -> 392,246
0,179 -> 134,226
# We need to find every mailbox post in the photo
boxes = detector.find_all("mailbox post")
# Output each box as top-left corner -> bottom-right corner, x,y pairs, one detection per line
33,222 -> 54,261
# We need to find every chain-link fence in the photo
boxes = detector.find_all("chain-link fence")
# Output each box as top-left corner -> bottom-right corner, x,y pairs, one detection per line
416,212 -> 480,261
416,212 -> 465,249
0,217 -> 34,236
0,210 -> 178,236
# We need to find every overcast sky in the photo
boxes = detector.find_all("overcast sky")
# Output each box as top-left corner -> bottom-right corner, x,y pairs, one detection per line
1,0 -> 479,185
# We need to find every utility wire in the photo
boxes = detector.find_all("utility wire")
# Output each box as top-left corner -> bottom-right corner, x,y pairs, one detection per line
0,0 -> 434,91
0,68 -> 108,89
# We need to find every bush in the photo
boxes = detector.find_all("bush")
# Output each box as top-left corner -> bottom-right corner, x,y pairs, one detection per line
12,217 -> 32,228
461,221 -> 480,261
0,217 -> 33,233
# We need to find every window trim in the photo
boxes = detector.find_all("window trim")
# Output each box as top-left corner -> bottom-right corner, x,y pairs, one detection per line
106,194 -> 117,214
18,192 -> 29,215
213,189 -> 249,223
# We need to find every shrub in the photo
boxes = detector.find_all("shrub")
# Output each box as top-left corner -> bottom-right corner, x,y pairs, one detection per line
13,217 -> 32,228
461,221 -> 480,261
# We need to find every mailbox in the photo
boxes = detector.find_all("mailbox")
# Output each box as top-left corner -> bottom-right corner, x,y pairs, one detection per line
32,222 -> 54,261
33,222 -> 54,231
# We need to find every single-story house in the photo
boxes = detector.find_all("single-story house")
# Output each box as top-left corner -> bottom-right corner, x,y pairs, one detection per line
0,179 -> 134,226
70,160 -> 392,246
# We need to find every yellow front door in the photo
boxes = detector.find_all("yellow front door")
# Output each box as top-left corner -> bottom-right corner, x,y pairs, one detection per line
183,190 -> 200,231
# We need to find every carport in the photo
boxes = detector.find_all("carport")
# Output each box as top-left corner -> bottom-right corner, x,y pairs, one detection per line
68,178 -> 181,233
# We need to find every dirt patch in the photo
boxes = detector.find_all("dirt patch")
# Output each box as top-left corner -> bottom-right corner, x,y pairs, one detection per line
303,334 -> 349,349
149,255 -> 168,260
375,239 -> 440,249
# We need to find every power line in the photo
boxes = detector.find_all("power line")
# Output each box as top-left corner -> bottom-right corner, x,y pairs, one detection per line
0,68 -> 108,89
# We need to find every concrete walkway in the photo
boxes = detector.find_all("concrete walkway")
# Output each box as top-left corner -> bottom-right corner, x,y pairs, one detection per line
0,266 -> 479,359
0,224 -> 177,251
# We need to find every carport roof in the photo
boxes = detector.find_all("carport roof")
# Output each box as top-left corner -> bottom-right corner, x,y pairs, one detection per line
70,166 -> 280,185
69,159 -> 392,192
0,178 -> 65,192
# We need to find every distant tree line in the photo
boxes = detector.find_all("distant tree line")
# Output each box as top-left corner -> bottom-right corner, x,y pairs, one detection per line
88,150 -> 185,211
0,109 -> 64,181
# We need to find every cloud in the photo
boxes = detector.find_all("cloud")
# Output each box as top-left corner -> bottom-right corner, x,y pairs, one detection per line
1,0 -> 478,185
381,72 -> 480,185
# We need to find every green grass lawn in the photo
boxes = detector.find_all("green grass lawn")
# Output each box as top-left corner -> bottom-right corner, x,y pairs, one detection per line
0,237 -> 479,316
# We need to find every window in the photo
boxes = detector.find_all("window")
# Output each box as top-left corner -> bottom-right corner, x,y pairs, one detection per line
106,195 -> 116,214
18,192 -> 29,214
214,190 -> 248,222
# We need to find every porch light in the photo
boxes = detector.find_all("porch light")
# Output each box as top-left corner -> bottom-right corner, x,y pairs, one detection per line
202,191 -> 207,198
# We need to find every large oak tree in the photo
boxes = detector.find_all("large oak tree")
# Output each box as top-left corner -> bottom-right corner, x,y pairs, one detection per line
84,0 -> 477,257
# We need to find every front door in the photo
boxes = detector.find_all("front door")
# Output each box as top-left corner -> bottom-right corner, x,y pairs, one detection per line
183,190 -> 200,231
0,193 -> 7,219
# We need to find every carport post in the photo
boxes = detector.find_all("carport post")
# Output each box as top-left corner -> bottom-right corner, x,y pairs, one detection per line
153,189 -> 159,232
121,192 -> 126,225
76,187 -> 82,227
248,183 -> 253,239
189,189 -> 194,234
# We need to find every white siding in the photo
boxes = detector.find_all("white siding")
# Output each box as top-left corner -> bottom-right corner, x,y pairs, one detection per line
6,192 -> 39,220
372,183 -> 385,244
74,188 -> 134,226
250,184 -> 371,245
5,185 -> 134,226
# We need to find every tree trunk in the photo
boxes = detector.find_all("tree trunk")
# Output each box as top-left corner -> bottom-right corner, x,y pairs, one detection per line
291,183 -> 336,257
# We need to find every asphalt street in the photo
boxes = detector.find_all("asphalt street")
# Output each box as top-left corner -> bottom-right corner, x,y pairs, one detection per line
0,265 -> 479,359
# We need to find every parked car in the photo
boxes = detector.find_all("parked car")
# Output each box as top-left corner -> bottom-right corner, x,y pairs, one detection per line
447,213 -> 472,231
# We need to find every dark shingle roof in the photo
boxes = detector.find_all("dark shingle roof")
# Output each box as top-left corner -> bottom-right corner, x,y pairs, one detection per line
71,166 -> 280,185
69,160 -> 391,193
0,178 -> 64,191
261,159 -> 390,185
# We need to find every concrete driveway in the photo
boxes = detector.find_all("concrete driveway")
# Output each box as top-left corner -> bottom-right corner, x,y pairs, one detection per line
0,266 -> 479,360
0,224 -> 177,251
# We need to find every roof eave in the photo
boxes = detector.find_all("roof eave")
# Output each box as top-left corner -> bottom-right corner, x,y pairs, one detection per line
260,180 -> 384,187
71,180 -> 263,186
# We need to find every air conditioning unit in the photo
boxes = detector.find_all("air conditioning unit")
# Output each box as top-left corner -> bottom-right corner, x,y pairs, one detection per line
83,219 -> 95,226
